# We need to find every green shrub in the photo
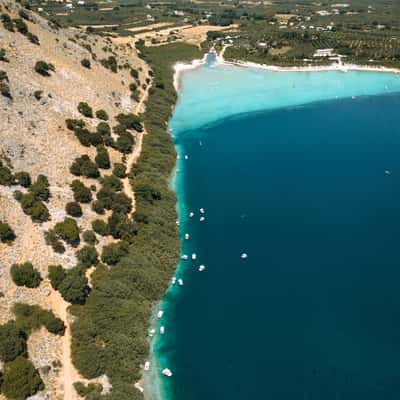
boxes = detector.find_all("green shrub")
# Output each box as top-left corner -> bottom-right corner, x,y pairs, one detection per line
95,145 -> 110,169
82,230 -> 97,245
14,171 -> 31,188
1,13 -> 14,31
70,155 -> 99,178
100,56 -> 117,72
44,230 -> 65,254
74,381 -> 103,397
81,58 -> 91,69
1,356 -> 44,399
26,31 -> 39,45
0,221 -> 16,243
100,174 -> 122,192
66,119 -> 85,131
34,60 -> 54,76
33,90 -> 43,100
58,267 -> 90,304
0,48 -> 8,62
74,127 -> 92,147
130,68 -> 139,79
30,174 -> 50,201
78,102 -> 93,118
129,82 -> 138,92
14,18 -> 28,34
90,131 -> 103,147
76,246 -> 98,268
13,303 -> 65,335
48,265 -> 66,290
71,180 -> 92,203
113,163 -> 127,178
0,322 -> 27,362
96,122 -> 111,136
107,212 -> 137,240
111,192 -> 132,214
115,131 -> 135,154
91,200 -> 105,215
66,201 -> 83,217
10,262 -> 42,288
95,109 -> 108,121
54,217 -> 80,246
0,80 -> 11,99
101,241 -> 129,265
115,113 -> 143,132
0,161 -> 14,186
91,219 -> 108,236
19,193 -> 50,222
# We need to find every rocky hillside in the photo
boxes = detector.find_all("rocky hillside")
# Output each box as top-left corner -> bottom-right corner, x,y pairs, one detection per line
0,1 -> 150,398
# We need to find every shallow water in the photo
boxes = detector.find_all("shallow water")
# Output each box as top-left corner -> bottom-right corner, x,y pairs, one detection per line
145,57 -> 400,400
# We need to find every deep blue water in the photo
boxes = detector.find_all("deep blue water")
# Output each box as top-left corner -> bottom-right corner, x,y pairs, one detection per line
154,92 -> 400,400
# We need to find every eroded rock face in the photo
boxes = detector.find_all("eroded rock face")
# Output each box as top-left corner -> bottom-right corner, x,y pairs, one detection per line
0,1 -> 148,398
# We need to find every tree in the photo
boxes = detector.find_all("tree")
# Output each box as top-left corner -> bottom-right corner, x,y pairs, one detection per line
1,357 -> 44,399
48,265 -> 66,290
71,180 -> 92,203
81,58 -> 91,69
101,241 -> 129,265
95,146 -> 110,169
54,218 -> 80,246
0,322 -> 27,362
78,102 -> 93,118
115,132 -> 135,154
0,161 -> 14,185
66,201 -> 83,218
96,122 -> 111,136
30,174 -> 50,202
58,268 -> 90,304
70,155 -> 99,178
76,246 -> 98,268
19,193 -> 50,223
95,109 -> 109,121
113,163 -> 127,178
91,219 -> 109,236
14,171 -> 31,188
115,113 -> 143,132
82,230 -> 97,245
0,221 -> 16,243
10,262 -> 42,288
34,60 -> 54,76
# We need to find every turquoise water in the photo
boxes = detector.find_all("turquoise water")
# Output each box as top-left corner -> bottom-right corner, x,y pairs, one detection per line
145,56 -> 400,400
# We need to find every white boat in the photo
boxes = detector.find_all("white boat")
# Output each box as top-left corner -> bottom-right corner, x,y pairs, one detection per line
199,216 -> 205,222
192,253 -> 197,260
157,310 -> 164,319
241,253 -> 248,259
149,328 -> 156,337
200,208 -> 205,214
144,361 -> 150,371
198,265 -> 206,272
176,220 -> 180,226
189,212 -> 194,218
162,368 -> 173,377
160,326 -> 165,334
385,170 -> 391,175
181,254 -> 188,260
178,278 -> 184,286
185,233 -> 190,240
177,155 -> 180,160
184,155 -> 189,160
171,277 -> 176,284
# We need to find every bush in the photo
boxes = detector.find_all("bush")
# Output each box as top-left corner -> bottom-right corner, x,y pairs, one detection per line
115,113 -> 143,132
76,246 -> 98,268
73,127 -> 92,147
1,356 -> 44,399
91,219 -> 108,236
0,322 -> 27,362
1,13 -> 14,31
100,175 -> 122,192
78,102 -> 93,118
10,262 -> 42,288
48,265 -> 66,290
0,221 -> 16,243
71,180 -> 92,203
90,131 -> 103,147
113,163 -> 126,178
0,161 -> 14,186
0,80 -> 11,99
27,32 -> 39,45
14,18 -> 28,34
0,48 -> 8,62
95,146 -> 110,169
81,58 -> 91,69
82,230 -> 97,245
19,192 -> 50,223
66,119 -> 85,131
115,131 -> 135,154
58,267 -> 90,304
100,56 -> 117,72
129,82 -> 137,92
96,122 -> 111,136
66,201 -> 83,217
95,109 -> 108,121
91,200 -> 105,215
13,303 -> 65,335
130,68 -> 139,79
70,155 -> 99,178
101,241 -> 129,265
111,192 -> 132,214
30,174 -> 50,201
34,60 -> 54,76
54,217 -> 80,246
14,171 -> 31,188
107,212 -> 137,240
44,230 -> 65,254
